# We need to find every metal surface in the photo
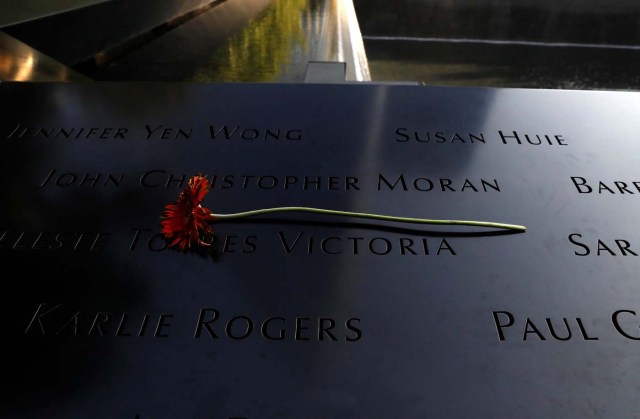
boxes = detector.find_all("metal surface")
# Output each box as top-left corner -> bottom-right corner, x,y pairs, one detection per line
3,0 -> 217,66
311,0 -> 370,81
0,0 -> 109,28
304,61 -> 346,83
1,81 -> 640,417
0,32 -> 89,81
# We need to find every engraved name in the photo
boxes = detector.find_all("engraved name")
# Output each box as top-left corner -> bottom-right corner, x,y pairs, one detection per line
209,125 -> 302,141
139,170 -> 359,190
34,169 -> 502,193
25,303 -> 172,337
498,130 -> 567,145
0,230 -> 108,251
571,176 -> 640,194
278,231 -> 456,256
493,310 -> 640,342
129,228 -> 257,253
24,304 -> 363,342
377,173 -> 500,192
492,311 -> 598,341
37,169 -> 124,188
392,129 -> 567,145
395,128 -> 485,144
6,124 -> 128,139
194,308 -> 362,341
128,229 -> 455,256
568,233 -> 637,256
145,125 -> 191,139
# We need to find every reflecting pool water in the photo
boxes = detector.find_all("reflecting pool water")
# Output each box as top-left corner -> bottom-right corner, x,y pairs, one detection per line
5,0 -> 637,88
364,38 -> 640,90
355,0 -> 640,90
91,0 -> 369,82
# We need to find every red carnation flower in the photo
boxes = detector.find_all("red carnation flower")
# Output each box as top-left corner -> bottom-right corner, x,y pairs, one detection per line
160,174 -> 526,252
161,174 -> 216,250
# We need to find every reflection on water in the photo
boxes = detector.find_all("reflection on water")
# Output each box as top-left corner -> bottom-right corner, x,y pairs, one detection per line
194,0 -> 312,82
90,0 -> 368,82
2,0 -> 369,82
193,0 -> 369,82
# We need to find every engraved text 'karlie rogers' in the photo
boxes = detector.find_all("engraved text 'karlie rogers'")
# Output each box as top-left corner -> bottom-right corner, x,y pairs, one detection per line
24,304 -> 362,342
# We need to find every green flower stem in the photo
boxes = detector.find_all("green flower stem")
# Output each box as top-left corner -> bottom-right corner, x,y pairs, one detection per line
212,207 -> 526,231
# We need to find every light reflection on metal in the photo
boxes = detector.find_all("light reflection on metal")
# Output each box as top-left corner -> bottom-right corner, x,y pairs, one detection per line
312,0 -> 370,81
0,31 -> 88,81
334,0 -> 371,81
14,53 -> 35,81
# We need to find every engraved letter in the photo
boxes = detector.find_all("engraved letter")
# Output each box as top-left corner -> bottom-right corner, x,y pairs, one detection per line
492,310 -> 514,341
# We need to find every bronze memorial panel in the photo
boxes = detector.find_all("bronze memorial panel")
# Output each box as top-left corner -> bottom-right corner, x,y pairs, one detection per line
1,81 -> 639,417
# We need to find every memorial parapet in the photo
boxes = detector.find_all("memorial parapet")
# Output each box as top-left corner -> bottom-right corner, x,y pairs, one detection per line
1,81 -> 639,418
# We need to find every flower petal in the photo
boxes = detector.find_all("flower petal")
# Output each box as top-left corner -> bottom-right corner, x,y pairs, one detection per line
161,174 -> 214,250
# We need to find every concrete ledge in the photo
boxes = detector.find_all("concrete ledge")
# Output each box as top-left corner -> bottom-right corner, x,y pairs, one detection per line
304,61 -> 346,83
